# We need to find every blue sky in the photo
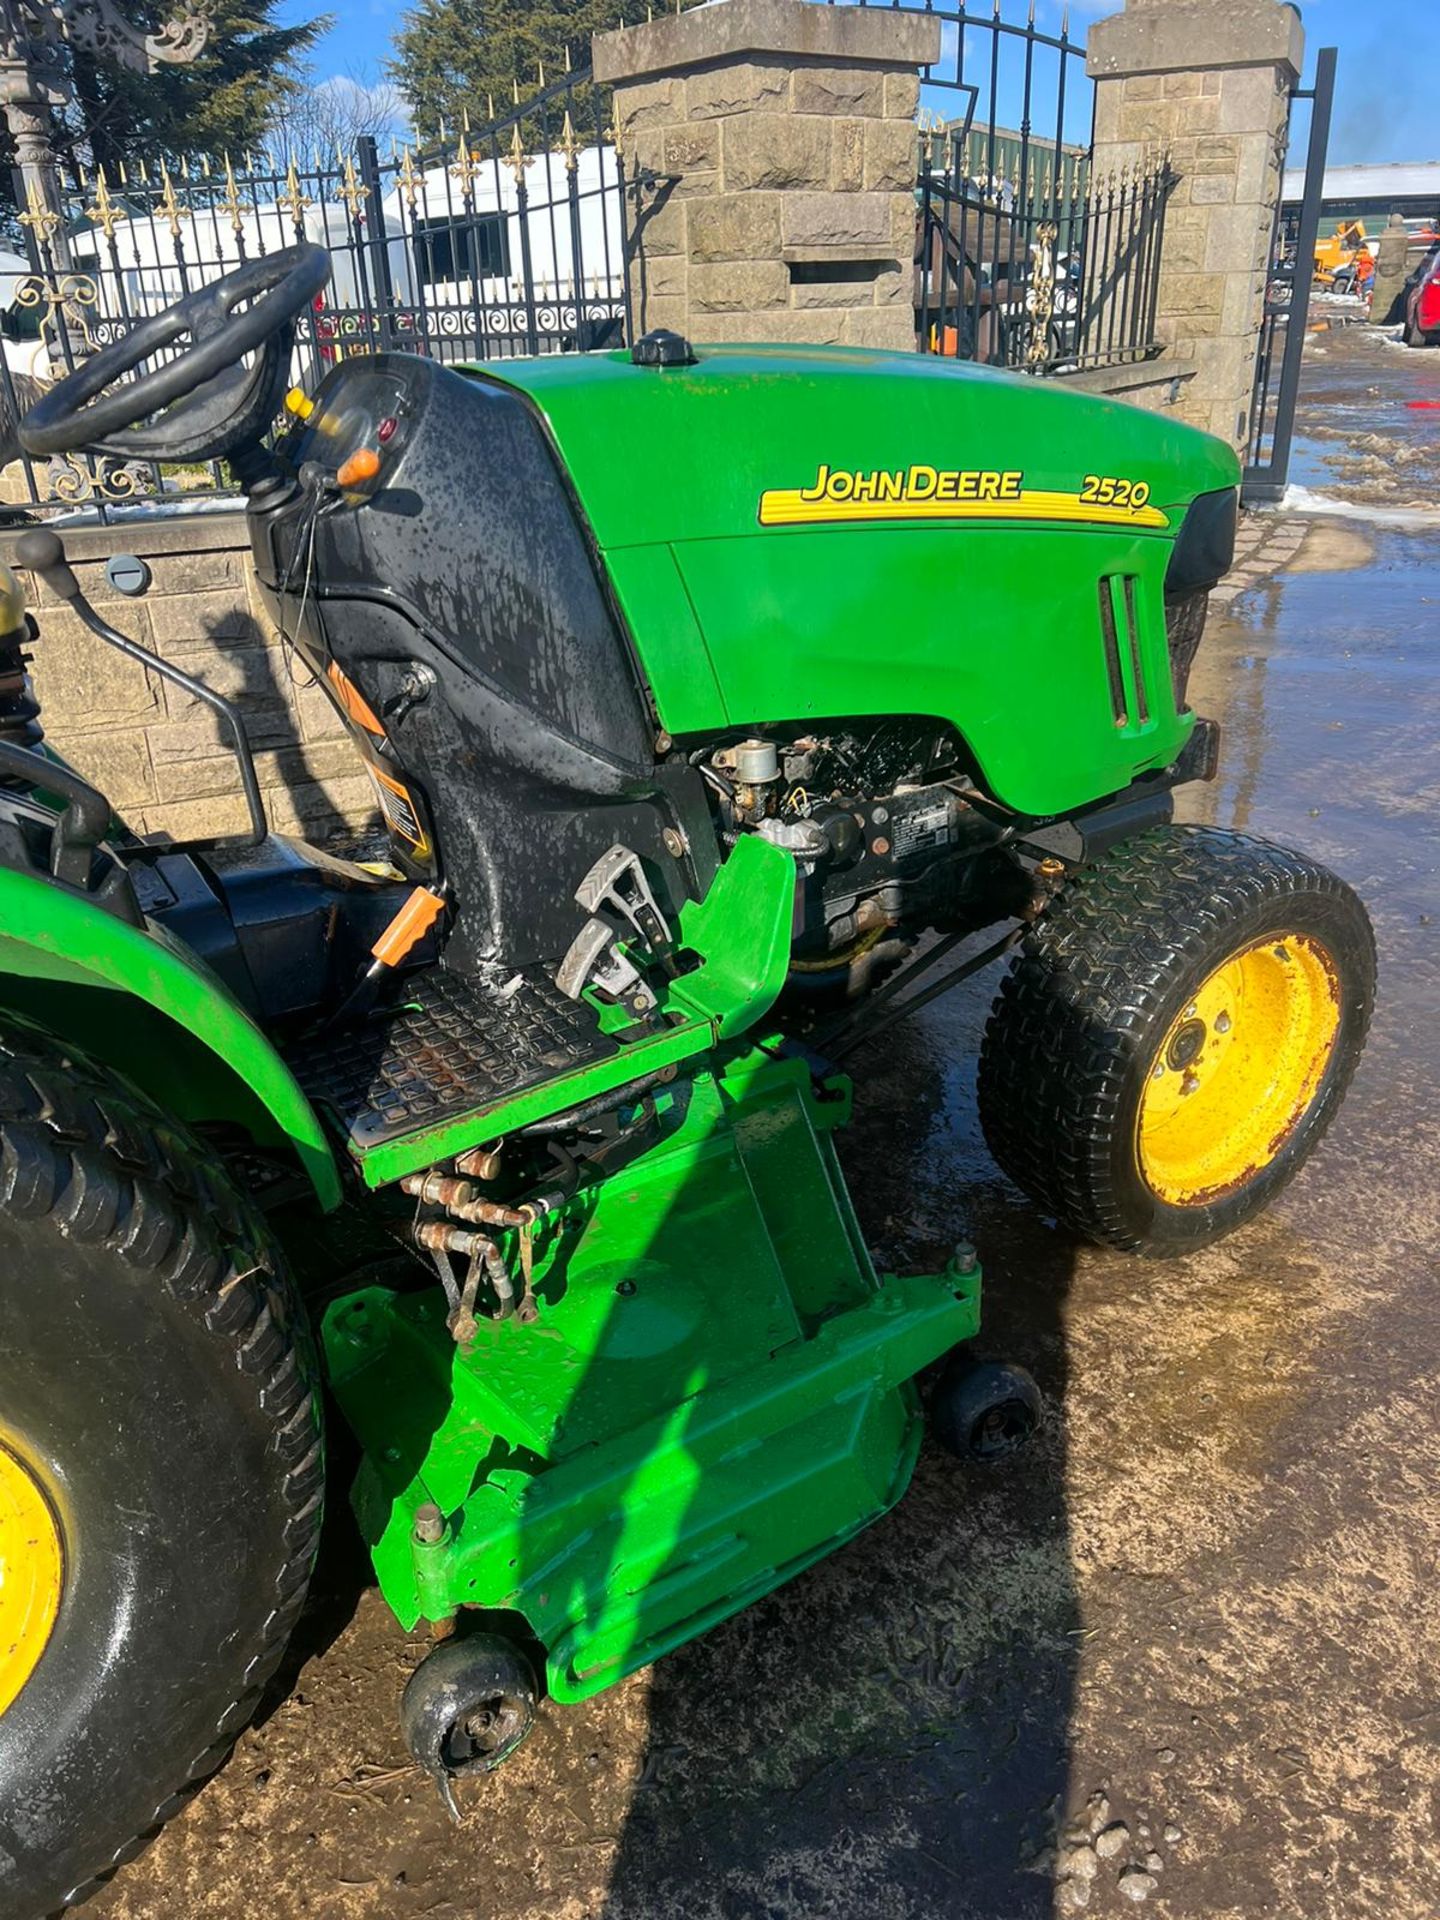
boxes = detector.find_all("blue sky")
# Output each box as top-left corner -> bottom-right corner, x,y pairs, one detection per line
280,0 -> 1439,167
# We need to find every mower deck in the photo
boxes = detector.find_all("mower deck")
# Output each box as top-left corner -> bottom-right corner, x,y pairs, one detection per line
321,1050 -> 980,1702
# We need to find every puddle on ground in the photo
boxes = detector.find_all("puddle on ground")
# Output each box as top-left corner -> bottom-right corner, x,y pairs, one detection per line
1281,520 -> 1375,571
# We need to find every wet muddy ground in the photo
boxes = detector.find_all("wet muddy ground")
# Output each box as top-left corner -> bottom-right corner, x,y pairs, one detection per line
92,323 -> 1439,1919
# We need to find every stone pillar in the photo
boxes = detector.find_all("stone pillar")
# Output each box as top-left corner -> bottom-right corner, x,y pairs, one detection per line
1369,214 -> 1411,328
1087,0 -> 1303,447
592,0 -> 939,349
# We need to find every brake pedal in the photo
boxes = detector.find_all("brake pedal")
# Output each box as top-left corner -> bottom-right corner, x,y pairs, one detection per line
575,844 -> 673,959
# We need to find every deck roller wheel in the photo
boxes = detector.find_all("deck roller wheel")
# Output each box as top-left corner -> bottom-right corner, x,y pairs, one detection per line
931,1356 -> 1044,1462
401,1632 -> 539,1820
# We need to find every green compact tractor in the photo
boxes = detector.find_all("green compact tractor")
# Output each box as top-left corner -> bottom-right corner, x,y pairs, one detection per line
0,246 -> 1374,1913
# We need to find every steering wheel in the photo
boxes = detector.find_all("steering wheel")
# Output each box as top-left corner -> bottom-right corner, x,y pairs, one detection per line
20,243 -> 332,463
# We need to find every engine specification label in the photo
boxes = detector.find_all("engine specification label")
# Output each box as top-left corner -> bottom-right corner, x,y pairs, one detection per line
891,799 -> 955,858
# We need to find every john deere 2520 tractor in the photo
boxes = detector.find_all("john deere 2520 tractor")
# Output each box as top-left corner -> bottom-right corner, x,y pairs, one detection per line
0,246 -> 1373,1914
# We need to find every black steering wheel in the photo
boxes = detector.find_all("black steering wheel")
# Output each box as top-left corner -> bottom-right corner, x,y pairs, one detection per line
20,242 -> 332,463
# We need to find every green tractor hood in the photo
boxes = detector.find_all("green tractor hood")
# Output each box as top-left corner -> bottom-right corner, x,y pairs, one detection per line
480,346 -> 1240,819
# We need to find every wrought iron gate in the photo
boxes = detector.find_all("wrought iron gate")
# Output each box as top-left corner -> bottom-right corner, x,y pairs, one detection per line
1243,46 -> 1337,504
0,63 -> 635,518
866,0 -> 1174,375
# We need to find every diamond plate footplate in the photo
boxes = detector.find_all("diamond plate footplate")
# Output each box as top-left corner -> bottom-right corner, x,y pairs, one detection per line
287,967 -> 617,1151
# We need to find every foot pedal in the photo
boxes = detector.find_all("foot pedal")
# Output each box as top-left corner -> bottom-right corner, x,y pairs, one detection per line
555,914 -> 657,1018
556,845 -> 672,1017
575,845 -> 673,957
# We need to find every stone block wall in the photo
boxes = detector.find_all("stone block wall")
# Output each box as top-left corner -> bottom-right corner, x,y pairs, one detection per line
1088,0 -> 1302,447
596,0 -> 938,350
1,513 -> 379,845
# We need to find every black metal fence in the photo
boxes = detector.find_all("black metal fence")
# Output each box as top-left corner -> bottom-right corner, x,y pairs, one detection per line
899,0 -> 1172,374
0,0 -> 1185,519
0,64 -> 636,518
916,140 -> 1175,374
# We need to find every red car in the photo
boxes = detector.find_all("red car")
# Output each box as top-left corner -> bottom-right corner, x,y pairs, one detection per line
1404,245 -> 1440,346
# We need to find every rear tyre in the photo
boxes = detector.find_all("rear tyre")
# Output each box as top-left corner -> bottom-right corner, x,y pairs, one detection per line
977,826 -> 1375,1256
0,1017 -> 322,1916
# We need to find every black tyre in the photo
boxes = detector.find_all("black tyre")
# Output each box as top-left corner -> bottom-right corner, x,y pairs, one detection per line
932,1358 -> 1043,1462
0,1018 -> 322,1916
401,1633 -> 538,1819
977,826 -> 1375,1256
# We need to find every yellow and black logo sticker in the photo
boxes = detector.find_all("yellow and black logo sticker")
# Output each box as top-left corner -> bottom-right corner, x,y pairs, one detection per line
758,464 -> 1168,530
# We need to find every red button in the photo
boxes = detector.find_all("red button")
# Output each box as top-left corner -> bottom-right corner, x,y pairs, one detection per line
377,415 -> 398,444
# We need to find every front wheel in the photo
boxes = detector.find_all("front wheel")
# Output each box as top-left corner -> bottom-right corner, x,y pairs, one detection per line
977,826 -> 1375,1256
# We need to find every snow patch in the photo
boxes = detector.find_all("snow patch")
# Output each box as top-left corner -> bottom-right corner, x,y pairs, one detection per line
1280,484 -> 1440,529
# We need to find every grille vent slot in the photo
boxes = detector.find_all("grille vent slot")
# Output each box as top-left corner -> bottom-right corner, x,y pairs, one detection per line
1098,575 -> 1150,730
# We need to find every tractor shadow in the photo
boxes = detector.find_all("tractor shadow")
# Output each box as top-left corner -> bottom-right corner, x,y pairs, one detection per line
145,594 -> 379,851
599,970 -> 1082,1920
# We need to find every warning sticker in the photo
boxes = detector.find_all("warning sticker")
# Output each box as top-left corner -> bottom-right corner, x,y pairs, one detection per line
367,762 -> 431,858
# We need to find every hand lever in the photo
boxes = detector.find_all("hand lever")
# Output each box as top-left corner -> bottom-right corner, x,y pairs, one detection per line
14,527 -> 269,854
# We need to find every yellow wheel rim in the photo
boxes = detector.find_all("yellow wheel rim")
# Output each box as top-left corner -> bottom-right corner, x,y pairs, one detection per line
1138,932 -> 1342,1207
0,1440 -> 62,1716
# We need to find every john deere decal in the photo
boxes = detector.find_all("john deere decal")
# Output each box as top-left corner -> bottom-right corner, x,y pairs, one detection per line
758,464 -> 1168,530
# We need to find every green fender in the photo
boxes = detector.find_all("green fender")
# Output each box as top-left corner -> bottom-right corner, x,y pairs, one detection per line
0,864 -> 341,1210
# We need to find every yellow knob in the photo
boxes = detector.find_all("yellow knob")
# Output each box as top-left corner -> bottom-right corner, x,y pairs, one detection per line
284,386 -> 315,421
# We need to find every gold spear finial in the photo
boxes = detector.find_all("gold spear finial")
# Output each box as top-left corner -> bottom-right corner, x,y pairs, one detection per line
18,178 -> 60,243
449,131 -> 478,205
396,142 -> 422,215
278,158 -> 315,230
335,150 -> 369,220
156,160 -> 190,240
84,164 -> 129,242
221,152 -> 245,235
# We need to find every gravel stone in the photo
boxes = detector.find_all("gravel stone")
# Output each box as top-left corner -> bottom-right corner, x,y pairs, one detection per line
1119,1868 -> 1159,1903
1095,1820 -> 1131,1859
1063,1843 -> 1100,1882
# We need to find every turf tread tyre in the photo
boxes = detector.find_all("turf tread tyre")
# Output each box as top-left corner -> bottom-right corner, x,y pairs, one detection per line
0,1016 -> 322,1915
977,825 -> 1374,1255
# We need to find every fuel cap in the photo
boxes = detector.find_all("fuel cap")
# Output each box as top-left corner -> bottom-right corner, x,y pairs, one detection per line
631,328 -> 696,368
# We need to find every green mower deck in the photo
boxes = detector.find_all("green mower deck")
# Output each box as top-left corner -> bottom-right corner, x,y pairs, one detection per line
322,1048 -> 980,1701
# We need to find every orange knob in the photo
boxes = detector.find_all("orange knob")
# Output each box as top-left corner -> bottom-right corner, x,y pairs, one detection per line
336,446 -> 381,489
